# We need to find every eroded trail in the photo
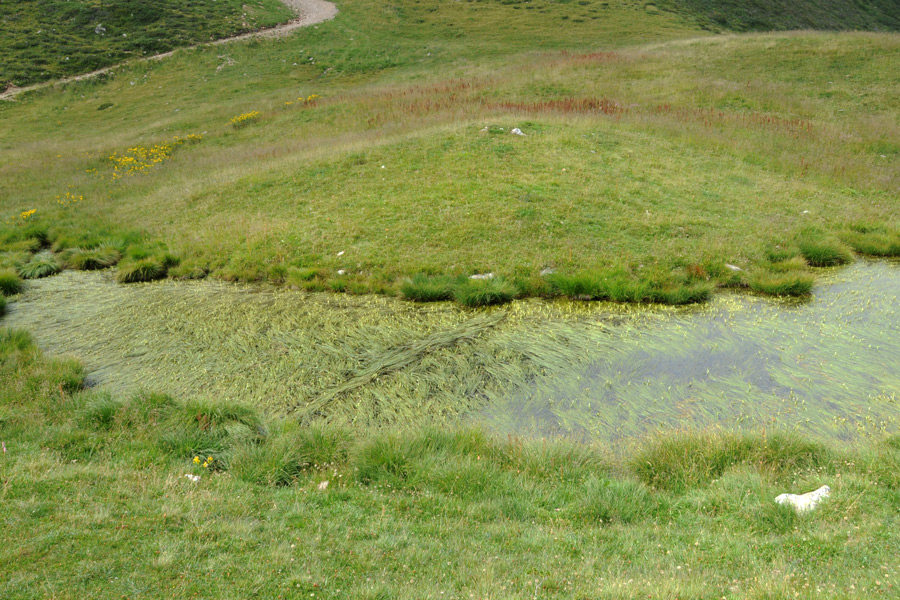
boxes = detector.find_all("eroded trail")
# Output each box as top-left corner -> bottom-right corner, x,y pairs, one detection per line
0,0 -> 337,100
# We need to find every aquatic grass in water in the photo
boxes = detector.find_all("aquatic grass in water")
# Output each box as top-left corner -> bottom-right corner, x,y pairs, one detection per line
3,261 -> 900,443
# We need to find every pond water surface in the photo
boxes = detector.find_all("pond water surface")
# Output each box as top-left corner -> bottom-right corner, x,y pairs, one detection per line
4,260 -> 899,443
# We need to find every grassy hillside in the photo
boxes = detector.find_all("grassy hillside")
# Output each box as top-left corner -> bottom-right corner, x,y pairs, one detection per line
1,16 -> 898,304
0,0 -> 294,87
3,328 -> 900,599
2,1 -> 900,596
660,0 -> 900,32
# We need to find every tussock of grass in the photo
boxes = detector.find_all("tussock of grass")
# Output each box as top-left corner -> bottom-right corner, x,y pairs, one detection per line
0,268 -> 24,296
17,255 -> 60,279
0,251 -> 30,271
798,235 -> 854,267
546,271 -> 609,299
116,257 -> 167,283
748,271 -> 815,296
3,237 -> 42,253
167,262 -> 209,280
646,281 -> 713,305
231,425 -> 350,486
842,229 -> 900,258
548,270 -> 712,305
453,277 -> 518,307
631,432 -> 832,493
77,391 -> 124,430
400,274 -> 457,302
159,398 -> 266,461
65,246 -> 122,270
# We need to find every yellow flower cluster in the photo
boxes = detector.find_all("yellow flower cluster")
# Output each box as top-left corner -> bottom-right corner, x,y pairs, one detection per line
105,134 -> 202,179
193,455 -> 214,469
4,209 -> 37,225
229,111 -> 261,127
284,94 -> 321,107
56,191 -> 83,206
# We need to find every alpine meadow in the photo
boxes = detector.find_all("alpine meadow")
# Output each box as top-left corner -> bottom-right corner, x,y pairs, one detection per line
1,0 -> 900,598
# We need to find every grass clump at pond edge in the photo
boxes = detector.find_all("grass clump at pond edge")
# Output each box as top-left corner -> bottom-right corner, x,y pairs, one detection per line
400,274 -> 458,302
17,254 -> 60,279
630,432 -> 832,493
841,225 -> 900,258
6,326 -> 900,598
798,233 -> 854,267
116,257 -> 167,283
64,246 -> 122,270
748,269 -> 815,296
547,269 -> 712,305
453,276 -> 518,307
399,273 -> 519,306
0,268 -> 24,295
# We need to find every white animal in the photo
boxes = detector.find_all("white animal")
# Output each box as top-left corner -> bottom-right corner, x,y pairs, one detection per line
775,485 -> 830,513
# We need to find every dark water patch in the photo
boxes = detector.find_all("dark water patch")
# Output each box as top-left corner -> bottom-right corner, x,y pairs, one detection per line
482,260 -> 900,443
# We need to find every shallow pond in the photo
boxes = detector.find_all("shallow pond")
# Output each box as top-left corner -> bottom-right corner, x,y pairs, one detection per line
4,260 -> 899,443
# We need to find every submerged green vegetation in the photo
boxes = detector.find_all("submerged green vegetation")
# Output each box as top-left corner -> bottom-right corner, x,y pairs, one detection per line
3,328 -> 900,598
5,261 -> 899,442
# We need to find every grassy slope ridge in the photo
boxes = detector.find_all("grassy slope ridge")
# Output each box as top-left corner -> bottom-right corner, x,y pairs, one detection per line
3,327 -> 900,598
659,0 -> 900,32
1,19 -> 898,303
0,0 -> 294,87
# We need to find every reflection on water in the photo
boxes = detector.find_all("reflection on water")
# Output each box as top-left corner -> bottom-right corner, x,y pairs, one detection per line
4,260 -> 899,443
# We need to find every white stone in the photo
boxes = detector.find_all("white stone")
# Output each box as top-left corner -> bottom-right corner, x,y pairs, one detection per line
511,128 -> 525,136
337,269 -> 346,275
540,268 -> 555,276
775,485 -> 830,513
725,264 -> 743,272
469,272 -> 494,280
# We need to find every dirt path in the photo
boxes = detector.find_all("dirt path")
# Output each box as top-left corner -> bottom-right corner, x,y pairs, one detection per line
0,0 -> 337,101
